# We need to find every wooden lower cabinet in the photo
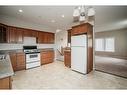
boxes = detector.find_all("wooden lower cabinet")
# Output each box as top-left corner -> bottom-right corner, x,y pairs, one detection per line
0,77 -> 12,89
9,52 -> 25,71
41,50 -> 54,65
9,52 -> 17,71
64,51 -> 71,68
16,52 -> 26,71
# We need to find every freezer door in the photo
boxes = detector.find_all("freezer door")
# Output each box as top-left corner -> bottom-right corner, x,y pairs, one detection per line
71,47 -> 87,74
71,35 -> 87,47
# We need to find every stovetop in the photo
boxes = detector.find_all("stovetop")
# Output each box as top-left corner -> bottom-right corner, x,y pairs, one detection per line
24,49 -> 40,54
23,46 -> 40,54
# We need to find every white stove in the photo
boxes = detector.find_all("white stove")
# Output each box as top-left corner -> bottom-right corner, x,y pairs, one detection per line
23,46 -> 41,69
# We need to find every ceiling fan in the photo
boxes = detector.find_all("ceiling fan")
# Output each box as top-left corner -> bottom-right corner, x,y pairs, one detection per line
73,6 -> 95,23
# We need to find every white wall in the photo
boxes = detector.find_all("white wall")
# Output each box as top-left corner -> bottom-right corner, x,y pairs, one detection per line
55,31 -> 68,60
95,28 -> 127,59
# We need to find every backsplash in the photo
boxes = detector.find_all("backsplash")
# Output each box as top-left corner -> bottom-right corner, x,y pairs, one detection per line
0,43 -> 55,50
0,36 -> 55,50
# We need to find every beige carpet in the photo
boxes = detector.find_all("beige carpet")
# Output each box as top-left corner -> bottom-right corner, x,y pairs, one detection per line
95,56 -> 127,78
12,61 -> 127,89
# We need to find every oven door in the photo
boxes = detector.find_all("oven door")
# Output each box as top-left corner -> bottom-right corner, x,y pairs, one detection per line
26,53 -> 40,63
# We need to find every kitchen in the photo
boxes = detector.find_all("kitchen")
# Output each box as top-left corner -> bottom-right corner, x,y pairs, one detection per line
0,6 -> 127,89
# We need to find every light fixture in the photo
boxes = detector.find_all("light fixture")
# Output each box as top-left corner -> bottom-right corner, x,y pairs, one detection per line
51,20 -> 55,23
88,7 -> 95,16
56,29 -> 61,33
79,15 -> 85,22
61,15 -> 65,18
19,9 -> 23,13
73,7 -> 80,17
73,6 -> 95,22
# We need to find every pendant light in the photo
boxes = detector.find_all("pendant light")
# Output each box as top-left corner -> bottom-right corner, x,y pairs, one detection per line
79,6 -> 85,22
73,7 -> 80,17
79,15 -> 85,22
73,6 -> 95,22
88,7 -> 95,16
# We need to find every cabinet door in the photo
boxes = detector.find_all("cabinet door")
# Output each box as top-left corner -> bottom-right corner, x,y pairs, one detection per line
24,29 -> 38,37
23,29 -> 31,37
9,53 -> 17,71
9,27 -> 17,43
16,28 -> 23,43
41,32 -> 48,44
0,77 -> 11,89
31,30 -> 38,37
0,25 -> 2,42
16,53 -> 26,71
47,33 -> 54,44
38,32 -> 46,43
71,24 -> 88,36
0,24 -> 9,43
64,51 -> 71,68
67,29 -> 71,43
41,50 -> 54,65
38,32 -> 55,44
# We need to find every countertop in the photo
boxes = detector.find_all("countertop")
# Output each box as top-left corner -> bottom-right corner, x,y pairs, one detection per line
0,54 -> 14,79
0,48 -> 54,54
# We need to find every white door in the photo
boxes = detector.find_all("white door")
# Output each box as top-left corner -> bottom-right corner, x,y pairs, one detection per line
71,35 -> 87,47
71,47 -> 87,74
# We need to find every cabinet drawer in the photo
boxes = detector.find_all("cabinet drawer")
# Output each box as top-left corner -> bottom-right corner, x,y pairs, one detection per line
16,53 -> 25,62
42,58 -> 53,64
41,51 -> 54,58
17,56 -> 25,62
16,64 -> 26,71
0,77 -> 11,89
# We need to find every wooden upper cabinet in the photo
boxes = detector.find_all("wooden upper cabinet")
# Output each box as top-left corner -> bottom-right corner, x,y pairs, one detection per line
8,27 -> 17,43
38,32 -> 55,44
31,30 -> 38,37
71,23 -> 92,36
16,28 -> 23,43
67,29 -> 72,43
8,26 -> 23,43
0,24 -> 9,43
23,29 -> 31,37
0,23 -> 54,44
38,31 -> 45,43
47,33 -> 55,44
23,29 -> 38,37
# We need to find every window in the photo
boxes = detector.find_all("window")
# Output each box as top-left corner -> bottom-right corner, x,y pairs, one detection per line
95,37 -> 115,52
105,38 -> 115,52
95,39 -> 104,51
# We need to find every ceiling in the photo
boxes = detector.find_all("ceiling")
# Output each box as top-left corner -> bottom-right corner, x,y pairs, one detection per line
0,6 -> 127,32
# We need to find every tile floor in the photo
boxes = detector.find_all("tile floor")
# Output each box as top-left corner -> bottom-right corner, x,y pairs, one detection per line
12,61 -> 127,89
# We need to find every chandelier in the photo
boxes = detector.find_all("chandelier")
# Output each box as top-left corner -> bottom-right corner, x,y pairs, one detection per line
73,6 -> 95,22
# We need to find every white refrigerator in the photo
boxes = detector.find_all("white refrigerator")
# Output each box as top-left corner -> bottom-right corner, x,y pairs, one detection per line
71,34 -> 87,74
